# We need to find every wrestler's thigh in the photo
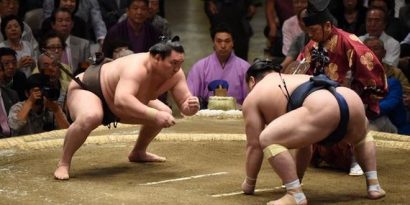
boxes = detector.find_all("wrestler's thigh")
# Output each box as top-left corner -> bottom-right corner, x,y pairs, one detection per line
66,88 -> 103,122
148,99 -> 172,114
335,87 -> 368,144
260,106 -> 339,149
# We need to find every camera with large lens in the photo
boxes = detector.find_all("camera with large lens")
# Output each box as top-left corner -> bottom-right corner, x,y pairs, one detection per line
40,74 -> 60,101
42,86 -> 60,101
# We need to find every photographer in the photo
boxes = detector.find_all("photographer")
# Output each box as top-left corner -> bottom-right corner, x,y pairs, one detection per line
8,73 -> 69,136
35,51 -> 69,108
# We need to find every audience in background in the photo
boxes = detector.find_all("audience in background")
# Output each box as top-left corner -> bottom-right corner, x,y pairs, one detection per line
41,0 -> 88,40
331,0 -> 367,36
281,0 -> 307,57
0,54 -> 18,138
359,7 -> 400,67
97,0 -> 128,30
35,30 -> 71,94
8,73 -> 69,136
0,47 -> 26,101
0,0 -> 38,51
147,0 -> 171,38
280,8 -> 309,70
102,0 -> 160,59
264,0 -> 293,59
43,0 -> 107,45
50,8 -> 90,75
0,15 -> 37,78
204,0 -> 260,61
364,37 -> 410,134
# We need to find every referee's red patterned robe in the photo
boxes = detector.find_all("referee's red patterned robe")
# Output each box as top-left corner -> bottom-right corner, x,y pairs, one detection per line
298,26 -> 387,119
298,26 -> 388,170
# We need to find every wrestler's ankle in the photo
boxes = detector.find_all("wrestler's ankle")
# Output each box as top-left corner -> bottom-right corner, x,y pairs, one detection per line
245,176 -> 256,186
57,161 -> 70,167
365,171 -> 380,186
242,177 -> 256,194
284,179 -> 306,204
365,171 -> 385,199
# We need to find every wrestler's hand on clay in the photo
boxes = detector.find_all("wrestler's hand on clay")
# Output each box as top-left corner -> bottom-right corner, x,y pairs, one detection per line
155,111 -> 176,128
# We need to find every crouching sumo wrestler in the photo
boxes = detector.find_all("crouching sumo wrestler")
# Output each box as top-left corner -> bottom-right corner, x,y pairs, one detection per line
240,59 -> 385,205
54,38 -> 200,180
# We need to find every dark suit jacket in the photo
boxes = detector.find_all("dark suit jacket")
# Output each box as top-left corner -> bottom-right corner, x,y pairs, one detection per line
102,20 -> 160,58
69,35 -> 91,74
97,0 -> 128,29
9,71 -> 28,101
41,16 -> 89,40
0,86 -> 19,138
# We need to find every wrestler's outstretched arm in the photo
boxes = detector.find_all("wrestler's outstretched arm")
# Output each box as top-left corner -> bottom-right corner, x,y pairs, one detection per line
114,69 -> 174,127
171,71 -> 200,116
241,98 -> 265,194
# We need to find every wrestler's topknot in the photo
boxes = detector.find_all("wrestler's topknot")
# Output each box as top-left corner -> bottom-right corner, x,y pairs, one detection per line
246,58 -> 281,82
149,35 -> 184,59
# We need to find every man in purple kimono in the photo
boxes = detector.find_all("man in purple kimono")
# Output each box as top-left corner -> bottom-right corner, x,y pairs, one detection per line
187,25 -> 250,109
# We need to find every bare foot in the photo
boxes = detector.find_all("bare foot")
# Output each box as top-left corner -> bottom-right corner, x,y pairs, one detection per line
267,193 -> 307,205
367,179 -> 386,199
368,188 -> 386,200
128,151 -> 166,162
242,177 -> 256,195
54,162 -> 70,180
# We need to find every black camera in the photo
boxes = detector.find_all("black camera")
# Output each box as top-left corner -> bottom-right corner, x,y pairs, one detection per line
42,86 -> 60,101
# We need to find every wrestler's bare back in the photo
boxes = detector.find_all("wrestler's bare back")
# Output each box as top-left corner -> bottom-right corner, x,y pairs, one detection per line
244,73 -> 367,146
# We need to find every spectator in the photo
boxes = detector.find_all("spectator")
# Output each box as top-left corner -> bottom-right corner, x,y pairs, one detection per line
8,73 -> 69,136
102,0 -> 160,59
264,0 -> 293,59
43,0 -> 107,45
204,0 -> 260,61
330,0 -> 367,36
281,0 -> 307,56
50,8 -> 90,75
187,25 -> 249,109
0,15 -> 36,78
17,0 -> 43,19
41,0 -> 88,40
0,0 -> 38,51
399,33 -> 410,81
35,30 -> 71,95
369,75 -> 410,134
147,0 -> 171,38
97,0 -> 127,30
36,53 -> 68,108
117,0 -> 171,38
368,0 -> 403,41
0,47 -> 26,101
0,55 -> 18,138
280,9 -> 309,70
365,36 -> 410,102
364,36 -> 410,134
398,0 -> 410,42
359,7 -> 400,67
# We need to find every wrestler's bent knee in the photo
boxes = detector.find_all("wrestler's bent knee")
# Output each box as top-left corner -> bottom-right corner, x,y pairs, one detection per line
263,144 -> 288,159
